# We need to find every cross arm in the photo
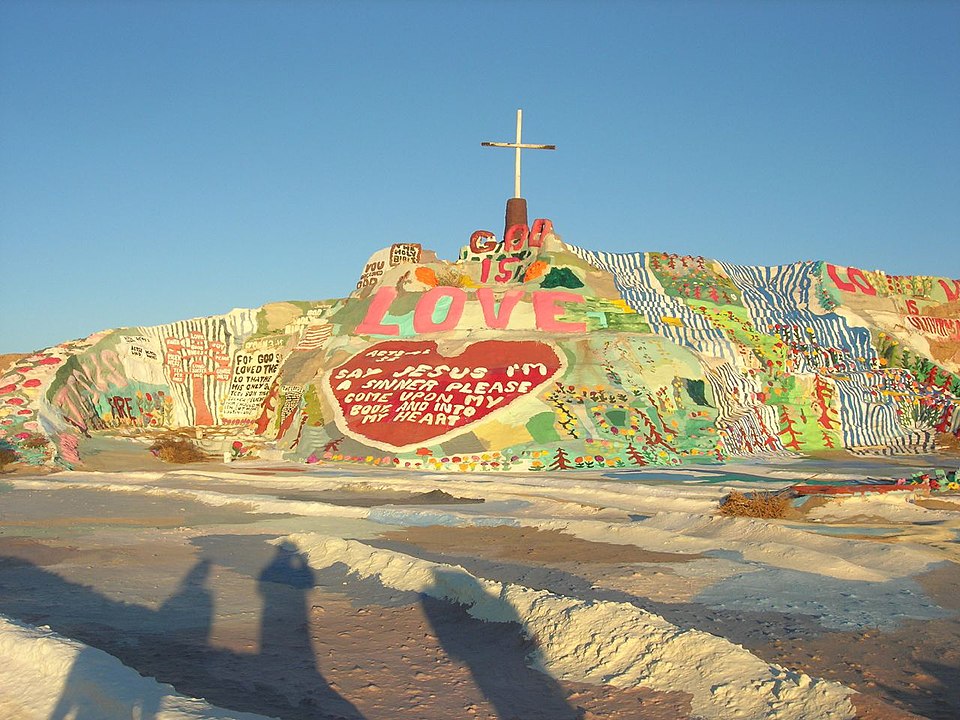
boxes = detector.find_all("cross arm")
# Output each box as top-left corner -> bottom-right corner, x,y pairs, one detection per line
481,142 -> 557,150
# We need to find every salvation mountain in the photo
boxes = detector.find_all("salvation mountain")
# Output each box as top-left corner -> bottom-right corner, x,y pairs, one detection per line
2,220 -> 959,472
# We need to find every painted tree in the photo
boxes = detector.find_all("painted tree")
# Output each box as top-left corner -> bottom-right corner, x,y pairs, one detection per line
778,406 -> 803,451
813,374 -> 838,430
625,442 -> 647,466
289,415 -> 308,450
821,429 -> 836,448
934,405 -> 953,433
549,447 -> 573,471
323,436 -> 345,453
254,383 -> 280,435
748,408 -> 785,453
640,411 -> 677,452
547,383 -> 579,439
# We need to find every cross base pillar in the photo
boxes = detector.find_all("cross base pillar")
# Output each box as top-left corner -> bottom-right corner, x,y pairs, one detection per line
504,197 -> 528,240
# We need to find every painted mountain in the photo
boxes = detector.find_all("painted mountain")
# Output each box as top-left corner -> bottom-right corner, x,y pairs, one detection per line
3,219 -> 959,471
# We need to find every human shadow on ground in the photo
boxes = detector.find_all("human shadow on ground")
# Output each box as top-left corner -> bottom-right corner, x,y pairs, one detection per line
251,541 -> 363,720
192,538 -> 587,720
872,658 -> 960,720
369,539 -> 842,643
47,558 -> 214,719
420,568 -> 585,720
0,540 -> 365,720
372,538 -> 960,720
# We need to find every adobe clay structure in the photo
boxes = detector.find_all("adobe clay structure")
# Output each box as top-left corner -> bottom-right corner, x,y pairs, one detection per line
2,215 -> 960,473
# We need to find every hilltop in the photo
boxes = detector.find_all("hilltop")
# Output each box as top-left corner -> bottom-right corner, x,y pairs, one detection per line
2,219 -> 958,472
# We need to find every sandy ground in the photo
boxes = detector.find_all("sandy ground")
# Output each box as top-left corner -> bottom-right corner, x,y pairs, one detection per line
373,525 -> 958,720
1,449 -> 958,719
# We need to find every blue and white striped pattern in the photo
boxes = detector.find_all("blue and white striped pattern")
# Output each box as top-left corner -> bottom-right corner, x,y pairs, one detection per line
833,370 -> 934,451
719,261 -> 877,374
706,362 -> 787,455
569,245 -> 948,455
568,246 -> 743,365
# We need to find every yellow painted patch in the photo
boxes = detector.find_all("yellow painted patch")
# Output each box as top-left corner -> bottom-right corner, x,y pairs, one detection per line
473,419 -> 532,448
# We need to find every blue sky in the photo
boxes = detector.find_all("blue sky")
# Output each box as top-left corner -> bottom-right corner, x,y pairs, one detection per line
2,0 -> 958,353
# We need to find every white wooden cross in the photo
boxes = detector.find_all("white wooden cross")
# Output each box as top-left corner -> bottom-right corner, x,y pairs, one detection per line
482,109 -> 556,198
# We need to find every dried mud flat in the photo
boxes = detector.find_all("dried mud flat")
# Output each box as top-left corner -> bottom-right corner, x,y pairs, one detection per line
1,457 -> 958,719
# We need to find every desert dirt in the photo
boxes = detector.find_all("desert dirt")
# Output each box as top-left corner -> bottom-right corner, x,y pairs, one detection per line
1,450 -> 958,720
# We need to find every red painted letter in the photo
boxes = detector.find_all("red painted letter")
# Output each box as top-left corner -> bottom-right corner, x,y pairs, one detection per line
528,218 -> 553,248
827,264 -> 876,295
939,279 -> 960,302
503,224 -> 529,253
470,230 -> 498,254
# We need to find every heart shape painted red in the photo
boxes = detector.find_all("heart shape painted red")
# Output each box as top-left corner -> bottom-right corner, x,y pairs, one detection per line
325,340 -> 563,451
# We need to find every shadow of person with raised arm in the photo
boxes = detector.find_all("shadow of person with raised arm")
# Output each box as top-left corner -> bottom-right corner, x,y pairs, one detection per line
421,568 -> 584,720
0,543 -> 366,720
157,557 -> 214,645
256,539 -> 365,719
46,558 -> 216,720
